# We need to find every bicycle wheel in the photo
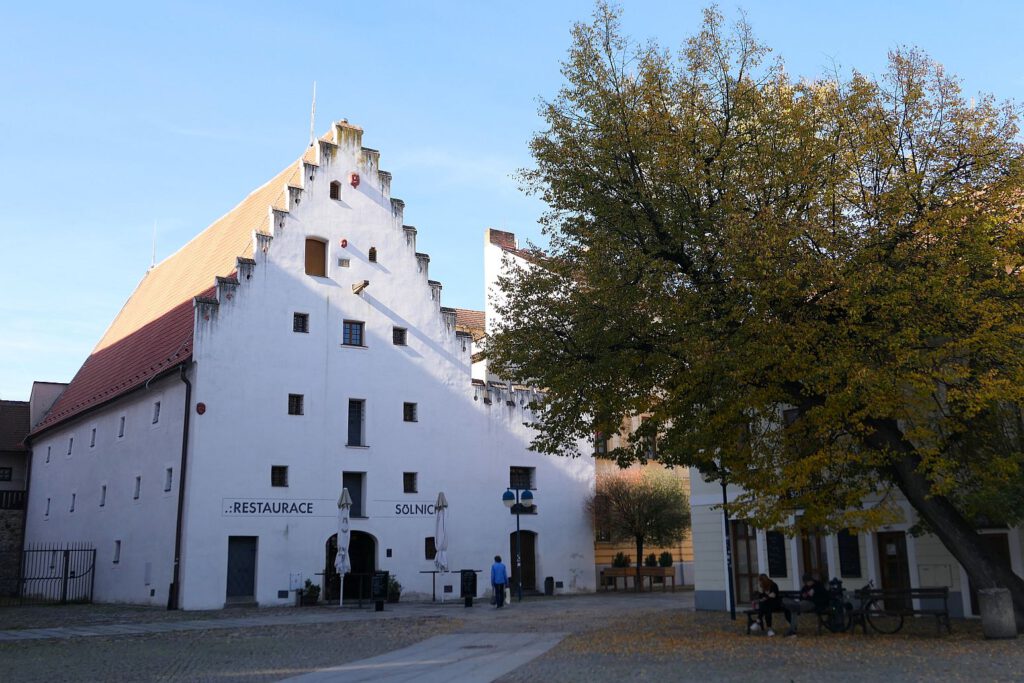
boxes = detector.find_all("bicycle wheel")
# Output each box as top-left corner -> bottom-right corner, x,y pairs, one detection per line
865,608 -> 904,634
817,606 -> 846,633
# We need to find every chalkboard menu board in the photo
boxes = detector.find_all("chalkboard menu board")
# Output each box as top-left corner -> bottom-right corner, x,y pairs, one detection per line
460,569 -> 477,598
371,571 -> 389,600
838,529 -> 861,578
766,531 -> 788,577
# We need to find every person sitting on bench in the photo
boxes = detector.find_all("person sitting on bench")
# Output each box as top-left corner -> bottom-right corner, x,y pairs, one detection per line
750,573 -> 782,636
783,573 -> 828,636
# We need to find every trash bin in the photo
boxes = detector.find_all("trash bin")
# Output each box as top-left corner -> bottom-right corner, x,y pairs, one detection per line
544,576 -> 554,596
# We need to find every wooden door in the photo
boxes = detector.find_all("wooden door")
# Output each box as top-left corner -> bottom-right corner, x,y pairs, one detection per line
969,533 -> 1012,615
731,520 -> 760,604
876,532 -> 912,610
510,531 -> 537,591
801,530 -> 829,581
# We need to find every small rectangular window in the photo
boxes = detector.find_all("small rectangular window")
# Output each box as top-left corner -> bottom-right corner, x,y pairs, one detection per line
338,258 -> 351,268
118,416 -> 126,438
343,321 -> 365,347
594,433 -> 608,456
46,446 -> 51,463
425,536 -> 437,560
0,467 -> 11,482
288,394 -> 305,416
271,466 -> 289,487
368,247 -> 377,263
293,312 -> 309,333
100,485 -> 107,507
305,238 -> 327,277
133,476 -> 141,500
152,401 -> 161,424
70,493 -> 76,513
113,540 -> 121,564
510,466 -> 535,490
403,472 -> 418,493
393,327 -> 407,346
90,428 -> 97,448
347,399 -> 366,446
164,468 -> 173,492
403,402 -> 418,423
329,180 -> 341,200
67,437 -> 74,455
45,497 -> 51,517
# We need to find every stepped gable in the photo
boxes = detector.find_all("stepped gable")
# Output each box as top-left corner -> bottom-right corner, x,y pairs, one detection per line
32,158 -> 303,436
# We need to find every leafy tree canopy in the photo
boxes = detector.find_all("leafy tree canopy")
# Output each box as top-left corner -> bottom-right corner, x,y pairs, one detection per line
587,468 -> 691,575
487,3 -> 1024,621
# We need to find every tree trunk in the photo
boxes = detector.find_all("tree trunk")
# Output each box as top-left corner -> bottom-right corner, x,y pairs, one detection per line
635,535 -> 645,593
869,420 -> 1024,631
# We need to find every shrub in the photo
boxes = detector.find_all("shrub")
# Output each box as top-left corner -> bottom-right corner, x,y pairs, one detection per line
612,552 -> 631,567
659,552 -> 673,567
644,553 -> 658,567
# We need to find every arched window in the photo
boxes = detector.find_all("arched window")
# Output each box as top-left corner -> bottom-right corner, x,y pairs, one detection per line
305,238 -> 327,277
329,181 -> 341,200
368,247 -> 377,263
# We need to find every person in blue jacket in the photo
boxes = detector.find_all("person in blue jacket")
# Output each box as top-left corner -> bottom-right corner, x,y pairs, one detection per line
490,555 -> 509,608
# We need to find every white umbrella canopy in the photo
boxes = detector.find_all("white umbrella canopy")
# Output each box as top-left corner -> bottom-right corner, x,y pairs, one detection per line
335,488 -> 352,605
434,492 -> 449,572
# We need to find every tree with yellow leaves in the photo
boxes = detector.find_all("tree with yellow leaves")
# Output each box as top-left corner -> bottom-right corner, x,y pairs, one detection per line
487,4 -> 1024,628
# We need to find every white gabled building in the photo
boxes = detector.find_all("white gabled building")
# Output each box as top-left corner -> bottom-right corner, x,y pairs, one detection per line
24,120 -> 596,609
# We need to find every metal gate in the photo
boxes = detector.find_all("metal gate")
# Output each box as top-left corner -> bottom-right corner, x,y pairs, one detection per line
0,542 -> 96,605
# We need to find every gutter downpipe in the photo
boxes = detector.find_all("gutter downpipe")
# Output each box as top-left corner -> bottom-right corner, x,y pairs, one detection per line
168,363 -> 192,610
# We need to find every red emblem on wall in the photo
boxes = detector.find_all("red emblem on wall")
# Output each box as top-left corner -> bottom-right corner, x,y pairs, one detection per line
350,173 -> 360,188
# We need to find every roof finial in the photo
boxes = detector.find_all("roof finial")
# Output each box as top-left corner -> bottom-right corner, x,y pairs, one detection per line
309,81 -> 317,147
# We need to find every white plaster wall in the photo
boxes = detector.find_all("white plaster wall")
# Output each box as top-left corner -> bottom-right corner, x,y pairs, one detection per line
177,135 -> 595,609
23,375 -> 183,605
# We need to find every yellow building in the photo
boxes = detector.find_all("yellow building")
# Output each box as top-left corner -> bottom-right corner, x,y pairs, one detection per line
591,417 -> 694,587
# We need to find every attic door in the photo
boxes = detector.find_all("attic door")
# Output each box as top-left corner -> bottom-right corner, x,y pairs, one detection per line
305,239 -> 327,277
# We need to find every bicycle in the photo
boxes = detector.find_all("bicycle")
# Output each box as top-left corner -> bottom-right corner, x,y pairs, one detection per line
854,579 -> 905,634
817,579 -> 904,635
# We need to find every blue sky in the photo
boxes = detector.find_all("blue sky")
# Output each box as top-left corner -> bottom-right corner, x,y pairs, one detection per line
1,1 -> 1022,401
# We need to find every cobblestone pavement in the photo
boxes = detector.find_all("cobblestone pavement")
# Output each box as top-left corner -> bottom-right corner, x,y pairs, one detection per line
3,591 -> 1023,682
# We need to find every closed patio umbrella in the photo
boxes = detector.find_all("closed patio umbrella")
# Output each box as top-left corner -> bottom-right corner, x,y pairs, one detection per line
335,488 -> 352,606
434,491 -> 449,574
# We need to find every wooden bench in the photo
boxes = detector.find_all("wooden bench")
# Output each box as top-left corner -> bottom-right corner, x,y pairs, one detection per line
744,590 -> 802,634
851,587 -> 951,634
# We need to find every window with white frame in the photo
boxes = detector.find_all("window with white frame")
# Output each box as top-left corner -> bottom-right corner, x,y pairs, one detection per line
152,401 -> 161,424
164,468 -> 173,492
133,476 -> 141,500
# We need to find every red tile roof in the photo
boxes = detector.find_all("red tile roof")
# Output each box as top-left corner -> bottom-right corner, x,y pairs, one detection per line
32,158 -> 303,437
455,308 -> 485,332
0,400 -> 30,451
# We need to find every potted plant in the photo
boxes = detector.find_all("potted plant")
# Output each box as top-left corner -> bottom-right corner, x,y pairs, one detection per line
659,552 -> 673,567
611,552 -> 631,568
644,553 -> 658,567
301,579 -> 320,606
387,574 -> 402,603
